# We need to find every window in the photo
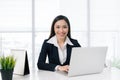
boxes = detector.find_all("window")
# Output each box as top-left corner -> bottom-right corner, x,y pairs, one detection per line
0,0 -> 120,69
0,0 -> 32,67
90,0 -> 120,60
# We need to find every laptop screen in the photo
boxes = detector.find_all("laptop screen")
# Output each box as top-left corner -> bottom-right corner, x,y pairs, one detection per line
68,47 -> 107,77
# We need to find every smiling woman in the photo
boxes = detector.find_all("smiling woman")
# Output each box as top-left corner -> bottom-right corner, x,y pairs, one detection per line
37,15 -> 81,72
35,0 -> 88,69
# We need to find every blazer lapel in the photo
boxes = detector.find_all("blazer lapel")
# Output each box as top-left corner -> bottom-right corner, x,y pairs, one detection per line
64,44 -> 72,65
53,46 -> 61,65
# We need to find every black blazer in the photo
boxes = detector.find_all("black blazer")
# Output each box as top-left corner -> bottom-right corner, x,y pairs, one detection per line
37,38 -> 81,71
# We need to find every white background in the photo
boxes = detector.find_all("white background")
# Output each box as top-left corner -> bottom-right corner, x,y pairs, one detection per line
0,0 -> 120,68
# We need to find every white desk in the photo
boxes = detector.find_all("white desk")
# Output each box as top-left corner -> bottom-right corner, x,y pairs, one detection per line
1,67 -> 120,80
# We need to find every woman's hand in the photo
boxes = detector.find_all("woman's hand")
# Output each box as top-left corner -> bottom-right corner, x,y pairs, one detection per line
57,65 -> 69,72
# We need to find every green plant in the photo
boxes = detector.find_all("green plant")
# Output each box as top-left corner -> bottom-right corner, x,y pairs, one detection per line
0,56 -> 16,70
111,58 -> 120,69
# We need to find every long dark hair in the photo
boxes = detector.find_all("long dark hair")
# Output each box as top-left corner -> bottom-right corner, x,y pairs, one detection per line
48,15 -> 71,39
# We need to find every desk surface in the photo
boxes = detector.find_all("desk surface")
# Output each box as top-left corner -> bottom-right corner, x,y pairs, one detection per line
1,67 -> 120,80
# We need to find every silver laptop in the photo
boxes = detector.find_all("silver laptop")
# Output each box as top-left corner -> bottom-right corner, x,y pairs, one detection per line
68,47 -> 107,77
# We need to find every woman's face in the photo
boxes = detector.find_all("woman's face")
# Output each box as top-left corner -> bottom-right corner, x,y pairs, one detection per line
54,20 -> 69,40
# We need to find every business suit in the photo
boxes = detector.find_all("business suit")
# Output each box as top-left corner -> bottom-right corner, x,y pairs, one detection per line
37,38 -> 81,71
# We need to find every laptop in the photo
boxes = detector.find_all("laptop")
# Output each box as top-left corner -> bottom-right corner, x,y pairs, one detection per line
68,47 -> 107,77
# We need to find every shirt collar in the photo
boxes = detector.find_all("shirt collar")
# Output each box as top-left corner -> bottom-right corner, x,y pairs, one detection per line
47,35 -> 74,47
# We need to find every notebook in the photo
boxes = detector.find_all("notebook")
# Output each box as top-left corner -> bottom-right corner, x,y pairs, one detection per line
68,47 -> 107,77
11,49 -> 30,75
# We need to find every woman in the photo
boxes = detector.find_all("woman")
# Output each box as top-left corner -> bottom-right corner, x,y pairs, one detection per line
37,15 -> 81,72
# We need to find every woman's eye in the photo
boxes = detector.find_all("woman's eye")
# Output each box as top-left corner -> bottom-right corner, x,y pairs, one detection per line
63,26 -> 68,28
56,26 -> 60,28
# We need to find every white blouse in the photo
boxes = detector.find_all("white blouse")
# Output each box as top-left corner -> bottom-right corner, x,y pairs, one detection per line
47,36 -> 73,64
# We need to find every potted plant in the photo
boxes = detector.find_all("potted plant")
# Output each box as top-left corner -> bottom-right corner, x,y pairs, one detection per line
0,55 -> 16,80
